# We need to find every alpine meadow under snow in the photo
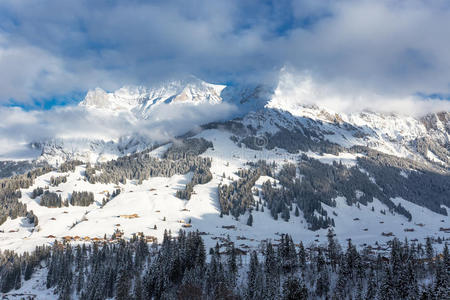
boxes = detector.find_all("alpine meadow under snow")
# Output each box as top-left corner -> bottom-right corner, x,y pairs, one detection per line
1,0 -> 450,298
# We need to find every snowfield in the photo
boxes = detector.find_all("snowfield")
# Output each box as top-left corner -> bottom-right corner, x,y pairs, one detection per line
1,132 -> 448,257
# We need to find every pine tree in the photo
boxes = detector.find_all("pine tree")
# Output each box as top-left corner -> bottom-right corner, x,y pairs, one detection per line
426,237 -> 433,261
247,213 -> 253,226
378,268 -> 395,300
298,242 -> 306,269
116,268 -> 131,300
366,269 -> 377,300
433,254 -> 449,299
315,268 -> 330,298
134,275 -> 143,300
265,242 -> 280,299
247,251 -> 261,299
282,277 -> 307,300
327,228 -> 339,271
333,264 -> 347,300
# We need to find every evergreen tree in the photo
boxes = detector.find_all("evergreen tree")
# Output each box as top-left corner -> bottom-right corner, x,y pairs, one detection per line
247,213 -> 253,226
282,277 -> 307,300
247,251 -> 264,300
134,275 -> 143,300
116,268 -> 131,300
327,228 -> 339,271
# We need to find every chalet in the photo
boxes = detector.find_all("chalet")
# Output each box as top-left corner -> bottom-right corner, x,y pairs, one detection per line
235,248 -> 247,255
63,236 -> 72,241
182,223 -> 192,228
145,236 -> 157,243
220,248 -> 247,256
113,229 -> 124,238
222,225 -> 236,230
180,208 -> 190,212
91,237 -> 102,242
418,254 -> 445,264
433,254 -> 444,261
150,188 -> 157,191
50,217 -> 56,220
73,236 -> 81,241
8,229 -> 18,233
155,210 -> 161,213
178,220 -> 185,223
46,235 -> 56,239
119,214 -> 139,219
83,236 -> 90,241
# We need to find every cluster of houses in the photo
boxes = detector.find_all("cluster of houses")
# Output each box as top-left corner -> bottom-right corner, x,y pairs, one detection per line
45,229 -> 157,244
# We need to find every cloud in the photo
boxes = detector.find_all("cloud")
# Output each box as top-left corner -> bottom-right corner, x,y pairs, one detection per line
0,0 -> 449,108
271,68 -> 450,116
0,101 -> 237,160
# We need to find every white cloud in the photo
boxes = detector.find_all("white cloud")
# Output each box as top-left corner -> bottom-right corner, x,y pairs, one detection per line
0,0 -> 449,108
272,68 -> 450,116
0,101 -> 237,160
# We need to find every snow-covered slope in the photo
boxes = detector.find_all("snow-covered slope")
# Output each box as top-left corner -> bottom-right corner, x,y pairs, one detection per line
1,134 -> 448,255
79,76 -> 226,118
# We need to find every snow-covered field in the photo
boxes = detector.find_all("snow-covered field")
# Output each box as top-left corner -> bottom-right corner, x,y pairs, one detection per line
1,129 -> 448,257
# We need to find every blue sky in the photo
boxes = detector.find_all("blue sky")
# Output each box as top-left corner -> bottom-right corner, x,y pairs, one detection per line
1,0 -> 450,109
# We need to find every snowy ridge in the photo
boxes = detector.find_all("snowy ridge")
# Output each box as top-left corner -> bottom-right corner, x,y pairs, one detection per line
79,76 -> 226,119
20,74 -> 450,171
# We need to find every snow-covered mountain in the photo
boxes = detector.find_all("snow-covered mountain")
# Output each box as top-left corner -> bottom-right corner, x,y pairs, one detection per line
29,77 -> 270,165
0,74 -> 449,259
28,75 -> 450,170
79,76 -> 226,118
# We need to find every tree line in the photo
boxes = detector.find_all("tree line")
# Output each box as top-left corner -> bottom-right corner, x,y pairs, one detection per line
0,229 -> 448,299
0,166 -> 52,225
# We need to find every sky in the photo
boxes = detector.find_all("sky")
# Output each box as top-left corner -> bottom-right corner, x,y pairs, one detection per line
0,0 -> 450,108
1,0 -> 450,160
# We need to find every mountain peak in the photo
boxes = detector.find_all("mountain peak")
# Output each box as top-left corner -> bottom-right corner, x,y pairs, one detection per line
79,76 -> 227,116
